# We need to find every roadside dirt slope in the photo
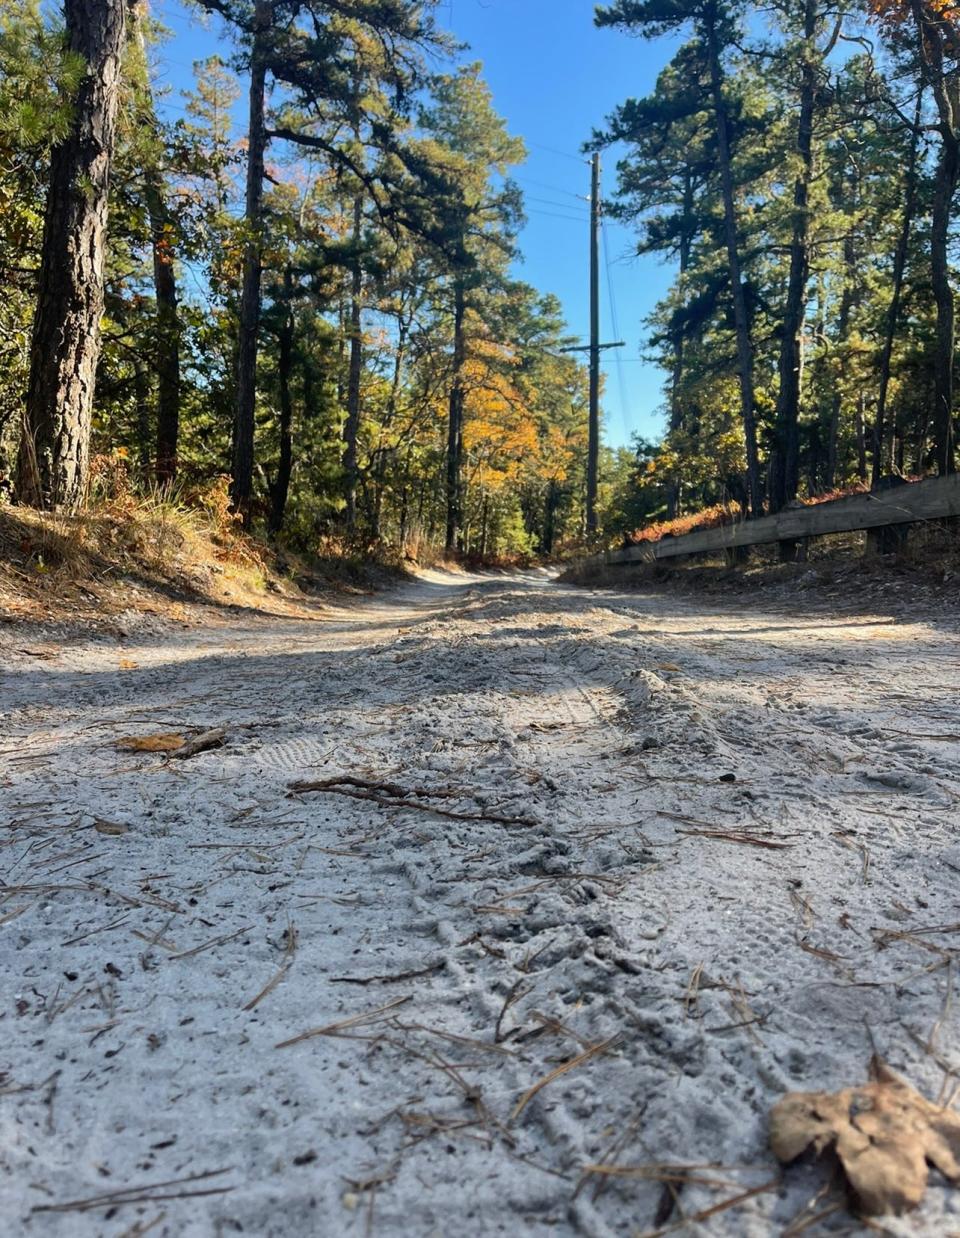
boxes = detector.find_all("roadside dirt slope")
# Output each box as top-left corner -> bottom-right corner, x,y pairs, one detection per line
3,571 -> 959,1236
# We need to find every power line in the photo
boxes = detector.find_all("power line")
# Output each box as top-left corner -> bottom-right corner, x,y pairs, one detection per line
524,194 -> 590,215
528,140 -> 589,164
515,174 -> 586,202
525,208 -> 591,225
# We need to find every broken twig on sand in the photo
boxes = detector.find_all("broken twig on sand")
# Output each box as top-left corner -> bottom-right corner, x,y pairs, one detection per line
674,827 -> 793,850
170,729 -> 227,759
288,775 -> 537,828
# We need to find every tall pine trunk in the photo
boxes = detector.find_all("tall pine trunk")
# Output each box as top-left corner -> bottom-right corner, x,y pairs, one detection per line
371,323 -> 406,539
874,89 -> 923,486
343,194 -> 364,529
770,0 -> 818,519
543,479 -> 558,555
134,358 -> 152,474
269,273 -> 294,536
129,0 -> 181,486
827,237 -> 855,490
233,0 -> 270,523
445,279 -> 466,554
911,0 -> 958,474
856,393 -> 868,482
148,178 -> 181,486
18,0 -> 126,511
930,135 -> 958,474
666,171 -> 695,521
704,4 -> 762,516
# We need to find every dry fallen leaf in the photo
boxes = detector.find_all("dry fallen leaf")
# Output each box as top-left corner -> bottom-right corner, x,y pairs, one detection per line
771,1056 -> 960,1216
116,733 -> 187,753
93,819 -> 130,836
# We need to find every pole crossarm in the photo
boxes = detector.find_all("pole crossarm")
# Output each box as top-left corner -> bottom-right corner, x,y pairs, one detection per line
559,341 -> 625,354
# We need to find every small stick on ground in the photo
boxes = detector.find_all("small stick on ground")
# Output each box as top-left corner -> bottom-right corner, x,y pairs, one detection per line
170,729 -> 228,760
674,827 -> 793,851
169,926 -> 247,961
276,996 -> 411,1049
289,776 -> 538,828
512,1035 -> 619,1121
635,1177 -> 780,1238
31,1169 -> 235,1214
495,977 -> 531,1044
243,924 -> 298,1012
684,962 -> 705,1019
330,960 -> 444,987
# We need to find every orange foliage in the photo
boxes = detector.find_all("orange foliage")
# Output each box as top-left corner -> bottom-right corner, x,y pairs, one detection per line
868,0 -> 960,49
627,479 -> 927,545
868,0 -> 960,21
626,502 -> 743,545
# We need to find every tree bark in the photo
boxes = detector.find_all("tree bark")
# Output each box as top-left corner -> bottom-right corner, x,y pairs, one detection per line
543,479 -> 558,554
911,0 -> 958,474
770,0 -> 818,517
233,0 -> 270,523
930,136 -> 958,474
17,0 -> 126,511
370,321 -> 406,539
343,193 -> 364,529
666,169 -> 695,521
148,178 -> 181,487
704,4 -> 762,516
133,358 -> 152,474
856,392 -> 868,483
129,0 -> 181,487
445,278 -> 466,554
827,241 -> 855,490
873,89 -> 923,487
269,273 -> 294,536
398,478 -> 410,548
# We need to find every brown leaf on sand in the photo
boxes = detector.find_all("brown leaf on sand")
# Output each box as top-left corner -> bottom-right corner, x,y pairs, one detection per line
94,819 -> 129,836
116,734 -> 187,753
771,1056 -> 960,1216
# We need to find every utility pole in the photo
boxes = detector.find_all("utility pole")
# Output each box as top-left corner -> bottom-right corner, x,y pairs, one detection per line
561,153 -> 623,538
588,152 -> 601,536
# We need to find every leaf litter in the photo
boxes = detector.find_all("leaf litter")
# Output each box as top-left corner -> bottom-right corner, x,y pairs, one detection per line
771,1056 -> 960,1216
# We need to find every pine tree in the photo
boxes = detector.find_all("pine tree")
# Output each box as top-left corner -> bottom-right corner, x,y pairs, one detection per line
17,0 -> 127,511
596,0 -> 764,514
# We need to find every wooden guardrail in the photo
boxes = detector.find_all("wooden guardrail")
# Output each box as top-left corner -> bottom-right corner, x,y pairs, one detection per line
605,473 -> 960,565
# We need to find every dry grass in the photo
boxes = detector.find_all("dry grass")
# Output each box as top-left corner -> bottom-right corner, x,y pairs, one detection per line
0,472 -> 386,630
0,489 -> 289,628
0,449 -> 425,630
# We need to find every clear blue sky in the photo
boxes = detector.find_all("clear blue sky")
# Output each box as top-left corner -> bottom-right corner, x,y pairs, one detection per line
154,0 -> 679,448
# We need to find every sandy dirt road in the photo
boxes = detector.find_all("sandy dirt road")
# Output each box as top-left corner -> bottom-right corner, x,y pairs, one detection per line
3,570 -> 960,1237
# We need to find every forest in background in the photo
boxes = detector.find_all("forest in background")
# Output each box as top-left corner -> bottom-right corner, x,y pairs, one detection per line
599,0 -> 960,548
1,0 -> 595,563
0,0 -> 959,566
